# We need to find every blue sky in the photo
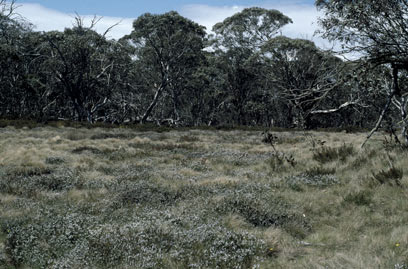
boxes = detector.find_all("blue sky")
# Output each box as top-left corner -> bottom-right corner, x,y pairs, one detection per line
17,0 -> 315,17
14,0 -> 328,47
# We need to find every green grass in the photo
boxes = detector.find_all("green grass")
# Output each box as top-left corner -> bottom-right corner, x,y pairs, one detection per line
0,126 -> 407,268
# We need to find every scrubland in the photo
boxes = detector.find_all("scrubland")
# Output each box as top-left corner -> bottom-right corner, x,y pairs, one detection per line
0,124 -> 407,268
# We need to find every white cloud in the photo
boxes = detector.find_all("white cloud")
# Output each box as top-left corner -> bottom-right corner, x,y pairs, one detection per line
264,3 -> 334,49
14,1 -> 333,48
17,3 -> 134,39
180,3 -> 334,49
180,4 -> 245,33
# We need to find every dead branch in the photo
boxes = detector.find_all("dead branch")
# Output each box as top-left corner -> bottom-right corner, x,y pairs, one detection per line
103,20 -> 122,37
310,101 -> 360,114
1,0 -> 17,18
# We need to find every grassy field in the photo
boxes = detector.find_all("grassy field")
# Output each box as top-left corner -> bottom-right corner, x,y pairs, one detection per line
0,125 -> 407,268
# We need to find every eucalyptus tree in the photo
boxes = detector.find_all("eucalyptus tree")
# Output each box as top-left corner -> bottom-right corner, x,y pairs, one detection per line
99,39 -> 136,124
260,37 -> 351,128
211,7 -> 292,125
0,0 -> 33,118
212,7 -> 292,50
42,18 -> 124,122
125,11 -> 206,124
0,0 -> 59,120
316,0 -> 408,143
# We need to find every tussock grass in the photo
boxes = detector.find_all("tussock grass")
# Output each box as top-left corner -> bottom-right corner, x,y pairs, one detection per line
0,126 -> 407,268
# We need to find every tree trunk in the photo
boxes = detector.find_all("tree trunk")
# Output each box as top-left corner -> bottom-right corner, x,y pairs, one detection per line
400,96 -> 408,144
362,66 -> 400,147
72,99 -> 86,122
141,84 -> 164,124
172,89 -> 180,122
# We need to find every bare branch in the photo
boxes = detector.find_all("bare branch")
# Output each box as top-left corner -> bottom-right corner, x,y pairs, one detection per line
103,20 -> 122,38
362,66 -> 400,147
72,13 -> 102,30
72,12 -> 85,28
361,93 -> 394,148
1,0 -> 16,17
310,101 -> 360,115
90,15 -> 102,29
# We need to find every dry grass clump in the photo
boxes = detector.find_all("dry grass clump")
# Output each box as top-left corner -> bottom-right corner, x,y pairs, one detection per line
0,125 -> 408,268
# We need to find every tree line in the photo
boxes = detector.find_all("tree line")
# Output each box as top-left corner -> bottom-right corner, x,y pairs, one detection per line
1,0 -> 407,138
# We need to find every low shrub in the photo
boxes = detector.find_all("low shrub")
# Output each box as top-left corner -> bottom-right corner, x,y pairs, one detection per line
45,156 -> 65,165
343,190 -> 373,206
71,146 -> 102,154
215,192 -> 311,238
304,166 -> 336,176
313,143 -> 355,164
0,169 -> 82,195
267,155 -> 284,172
3,206 -> 265,268
117,181 -> 180,206
104,148 -> 140,161
372,166 -> 403,186
90,132 -> 134,140
351,149 -> 377,169
286,174 -> 339,189
337,143 -> 355,161
4,165 -> 51,177
36,172 -> 84,192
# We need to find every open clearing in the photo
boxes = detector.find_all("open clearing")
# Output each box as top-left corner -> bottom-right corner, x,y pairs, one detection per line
0,126 -> 407,268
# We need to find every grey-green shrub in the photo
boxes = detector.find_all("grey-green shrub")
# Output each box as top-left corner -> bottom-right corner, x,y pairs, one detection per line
4,207 -> 265,268
286,174 -> 339,188
215,189 -> 311,238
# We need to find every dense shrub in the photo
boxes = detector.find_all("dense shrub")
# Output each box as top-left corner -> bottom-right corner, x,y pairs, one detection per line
3,206 -> 265,268
0,169 -> 82,196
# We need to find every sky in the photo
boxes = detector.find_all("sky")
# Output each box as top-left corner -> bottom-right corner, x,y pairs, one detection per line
10,0 -> 331,48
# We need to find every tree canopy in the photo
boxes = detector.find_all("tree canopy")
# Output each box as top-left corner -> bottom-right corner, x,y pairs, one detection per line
2,0 -> 408,143
316,0 -> 408,67
317,0 -> 408,144
213,7 -> 292,49
126,11 -> 206,124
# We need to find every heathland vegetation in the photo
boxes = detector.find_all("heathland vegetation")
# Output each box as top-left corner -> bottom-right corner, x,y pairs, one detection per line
0,125 -> 407,268
2,0 -> 408,267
